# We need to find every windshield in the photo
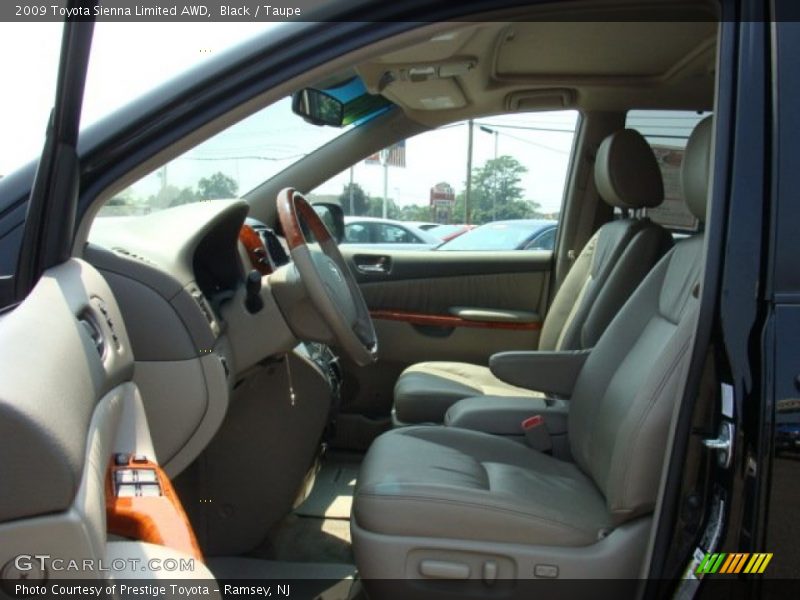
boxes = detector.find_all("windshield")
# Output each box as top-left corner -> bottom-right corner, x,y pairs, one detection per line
97,97 -> 354,216
0,22 -> 276,178
438,220 -> 555,251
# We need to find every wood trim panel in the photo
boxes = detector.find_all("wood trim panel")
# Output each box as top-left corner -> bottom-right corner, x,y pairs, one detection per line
370,309 -> 542,331
106,457 -> 203,561
239,224 -> 272,275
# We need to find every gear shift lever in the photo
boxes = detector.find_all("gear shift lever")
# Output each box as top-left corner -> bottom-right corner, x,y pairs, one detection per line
245,270 -> 264,314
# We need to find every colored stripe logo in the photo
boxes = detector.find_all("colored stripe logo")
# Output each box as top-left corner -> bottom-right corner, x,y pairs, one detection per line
696,553 -> 773,575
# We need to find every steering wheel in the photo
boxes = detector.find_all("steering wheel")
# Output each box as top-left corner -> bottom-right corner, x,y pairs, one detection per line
276,188 -> 378,366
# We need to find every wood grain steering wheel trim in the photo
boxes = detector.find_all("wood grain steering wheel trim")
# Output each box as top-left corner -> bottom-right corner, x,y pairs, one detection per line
239,224 -> 273,275
277,188 -> 332,249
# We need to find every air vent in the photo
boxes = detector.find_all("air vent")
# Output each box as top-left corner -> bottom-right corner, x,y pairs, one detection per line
92,297 -> 121,350
79,313 -> 105,358
111,246 -> 155,265
189,287 -> 216,328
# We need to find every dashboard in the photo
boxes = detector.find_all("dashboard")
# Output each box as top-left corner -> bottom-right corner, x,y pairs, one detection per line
71,199 -> 345,554
84,200 -> 304,477
87,201 -> 289,331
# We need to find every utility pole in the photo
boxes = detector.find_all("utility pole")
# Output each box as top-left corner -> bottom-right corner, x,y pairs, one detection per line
348,166 -> 355,215
479,124 -> 499,220
465,119 -> 473,224
380,149 -> 389,219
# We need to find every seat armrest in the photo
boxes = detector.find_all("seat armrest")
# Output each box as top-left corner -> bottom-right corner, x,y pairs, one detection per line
488,350 -> 590,397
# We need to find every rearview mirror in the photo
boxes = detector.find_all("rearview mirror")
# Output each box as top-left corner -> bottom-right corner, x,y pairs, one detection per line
292,88 -> 344,127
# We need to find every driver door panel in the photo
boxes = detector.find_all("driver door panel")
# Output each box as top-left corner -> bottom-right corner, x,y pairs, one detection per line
0,258 -> 214,578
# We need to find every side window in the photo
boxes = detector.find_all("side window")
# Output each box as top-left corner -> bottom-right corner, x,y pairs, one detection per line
625,110 -> 712,234
344,222 -> 369,243
309,111 -> 578,251
377,224 -> 414,244
525,226 -> 556,251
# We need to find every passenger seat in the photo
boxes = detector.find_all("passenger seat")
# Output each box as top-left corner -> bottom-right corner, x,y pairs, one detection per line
351,116 -> 714,582
393,129 -> 674,424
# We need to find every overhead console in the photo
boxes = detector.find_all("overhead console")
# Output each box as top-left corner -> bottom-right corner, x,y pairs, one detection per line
354,5 -> 718,127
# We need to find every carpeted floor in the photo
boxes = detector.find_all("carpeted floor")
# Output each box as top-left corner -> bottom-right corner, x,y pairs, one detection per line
295,455 -> 360,519
250,452 -> 361,565
259,514 -> 353,564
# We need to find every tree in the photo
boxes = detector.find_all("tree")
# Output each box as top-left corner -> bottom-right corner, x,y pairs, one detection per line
197,172 -> 238,200
366,196 -> 400,219
338,182 -> 369,216
454,156 -> 541,224
398,204 -> 433,222
106,189 -> 136,207
145,185 -> 198,211
168,187 -> 200,207
147,185 -> 183,210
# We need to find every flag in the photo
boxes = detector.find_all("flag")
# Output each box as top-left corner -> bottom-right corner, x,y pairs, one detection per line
365,140 -> 406,167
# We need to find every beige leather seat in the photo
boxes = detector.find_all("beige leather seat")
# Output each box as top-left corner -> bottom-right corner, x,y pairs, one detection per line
394,129 -> 674,424
352,117 -> 712,581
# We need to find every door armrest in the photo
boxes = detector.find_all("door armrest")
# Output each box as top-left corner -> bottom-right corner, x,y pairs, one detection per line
488,350 -> 590,397
449,307 -> 540,324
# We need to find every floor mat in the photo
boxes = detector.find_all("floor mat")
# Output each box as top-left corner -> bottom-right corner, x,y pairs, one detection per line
294,455 -> 360,519
254,514 -> 353,565
250,453 -> 361,565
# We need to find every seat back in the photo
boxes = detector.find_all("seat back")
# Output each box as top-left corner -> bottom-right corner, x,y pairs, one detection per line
539,129 -> 672,352
568,116 -> 713,523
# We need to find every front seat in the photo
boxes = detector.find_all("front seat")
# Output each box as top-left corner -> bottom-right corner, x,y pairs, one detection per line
351,117 -> 712,582
393,129 -> 674,424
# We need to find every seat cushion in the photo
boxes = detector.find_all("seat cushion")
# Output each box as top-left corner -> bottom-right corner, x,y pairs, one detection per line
353,426 -> 611,547
394,362 -> 544,424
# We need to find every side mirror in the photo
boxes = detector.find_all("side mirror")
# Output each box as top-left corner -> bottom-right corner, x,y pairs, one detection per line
312,202 -> 345,243
292,88 -> 344,127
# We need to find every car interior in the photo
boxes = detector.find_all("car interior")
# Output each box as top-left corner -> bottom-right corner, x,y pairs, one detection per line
0,2 -> 723,597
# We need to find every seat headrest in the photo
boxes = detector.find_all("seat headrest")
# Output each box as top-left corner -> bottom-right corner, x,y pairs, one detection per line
681,116 -> 713,222
594,129 -> 664,210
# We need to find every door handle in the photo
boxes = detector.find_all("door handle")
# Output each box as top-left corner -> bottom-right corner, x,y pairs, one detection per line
358,263 -> 388,273
354,255 -> 391,274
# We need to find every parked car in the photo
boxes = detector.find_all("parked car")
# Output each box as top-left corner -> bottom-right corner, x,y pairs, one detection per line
775,423 -> 800,455
0,4 -> 796,597
343,216 -> 440,249
404,220 -> 439,231
436,219 -> 558,251
427,223 -> 476,242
